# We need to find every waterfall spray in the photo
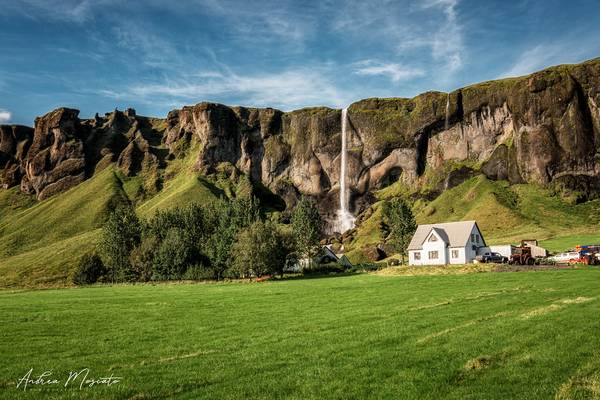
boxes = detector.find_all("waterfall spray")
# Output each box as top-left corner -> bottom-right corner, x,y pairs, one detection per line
334,108 -> 356,233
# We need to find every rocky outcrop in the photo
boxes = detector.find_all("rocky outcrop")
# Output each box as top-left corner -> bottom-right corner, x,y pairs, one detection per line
2,57 -> 600,210
19,108 -> 86,200
0,125 -> 33,189
0,107 -> 166,200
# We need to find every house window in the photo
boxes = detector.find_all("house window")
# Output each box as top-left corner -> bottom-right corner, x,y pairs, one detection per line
429,251 -> 438,259
414,252 -> 421,260
476,234 -> 480,243
451,250 -> 459,259
429,235 -> 437,242
471,234 -> 475,242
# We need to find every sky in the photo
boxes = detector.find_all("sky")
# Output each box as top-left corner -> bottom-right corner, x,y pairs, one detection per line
1,0 -> 600,125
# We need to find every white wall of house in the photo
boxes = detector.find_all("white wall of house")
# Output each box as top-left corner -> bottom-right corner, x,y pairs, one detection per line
410,230 -> 446,265
448,247 -> 466,264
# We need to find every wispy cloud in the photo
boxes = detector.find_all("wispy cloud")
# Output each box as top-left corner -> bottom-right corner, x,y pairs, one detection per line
2,0 -> 118,23
0,110 -> 12,123
329,0 -> 465,84
102,65 -> 355,110
353,60 -> 425,82
194,0 -> 316,47
499,42 -> 598,78
421,0 -> 463,73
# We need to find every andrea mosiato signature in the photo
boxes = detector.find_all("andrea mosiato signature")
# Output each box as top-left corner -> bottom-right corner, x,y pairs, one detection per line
16,368 -> 122,391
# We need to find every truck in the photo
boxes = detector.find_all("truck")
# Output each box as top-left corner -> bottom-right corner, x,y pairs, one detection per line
509,245 -> 535,265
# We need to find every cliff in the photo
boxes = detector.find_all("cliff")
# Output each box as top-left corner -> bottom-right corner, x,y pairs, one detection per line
2,57 -> 600,213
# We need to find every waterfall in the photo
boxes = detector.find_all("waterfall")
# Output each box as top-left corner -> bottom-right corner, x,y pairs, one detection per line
445,93 -> 450,130
334,108 -> 356,233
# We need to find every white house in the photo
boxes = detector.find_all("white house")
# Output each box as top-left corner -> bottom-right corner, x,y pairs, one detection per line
408,221 -> 487,266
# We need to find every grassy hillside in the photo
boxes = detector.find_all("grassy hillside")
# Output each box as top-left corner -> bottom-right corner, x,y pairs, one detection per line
0,152 -> 237,288
0,167 -> 127,257
1,270 -> 599,399
348,174 -> 600,262
2,157 -> 600,287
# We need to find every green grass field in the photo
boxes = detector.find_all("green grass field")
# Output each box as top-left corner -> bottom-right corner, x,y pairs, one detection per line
1,269 -> 600,399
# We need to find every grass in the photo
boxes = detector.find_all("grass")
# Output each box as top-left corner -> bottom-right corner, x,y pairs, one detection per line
0,167 -> 126,258
350,175 -> 600,257
1,269 -> 600,399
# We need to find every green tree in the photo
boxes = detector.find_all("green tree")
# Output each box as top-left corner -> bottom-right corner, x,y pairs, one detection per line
99,204 -> 142,282
382,198 -> 417,264
205,197 -> 261,280
291,197 -> 323,265
129,235 -> 159,282
73,252 -> 106,285
231,221 -> 290,278
152,228 -> 194,280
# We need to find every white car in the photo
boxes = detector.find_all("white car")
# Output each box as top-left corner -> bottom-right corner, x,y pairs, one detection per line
549,252 -> 580,263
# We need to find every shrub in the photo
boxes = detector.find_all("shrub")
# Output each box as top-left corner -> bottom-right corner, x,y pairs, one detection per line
73,252 -> 107,285
348,263 -> 381,272
183,265 -> 214,280
303,262 -> 346,275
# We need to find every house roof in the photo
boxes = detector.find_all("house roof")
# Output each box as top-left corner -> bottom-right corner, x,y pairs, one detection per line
408,221 -> 481,250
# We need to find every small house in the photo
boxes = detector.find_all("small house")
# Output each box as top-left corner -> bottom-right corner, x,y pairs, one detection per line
408,221 -> 486,266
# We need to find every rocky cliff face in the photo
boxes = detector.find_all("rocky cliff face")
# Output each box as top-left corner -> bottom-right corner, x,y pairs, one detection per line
2,57 -> 600,212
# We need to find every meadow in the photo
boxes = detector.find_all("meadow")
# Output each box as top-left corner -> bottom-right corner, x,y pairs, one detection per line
1,268 -> 599,399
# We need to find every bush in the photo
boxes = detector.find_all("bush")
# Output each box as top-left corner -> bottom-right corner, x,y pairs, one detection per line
73,252 -> 107,285
348,263 -> 381,272
303,262 -> 346,275
183,265 -> 215,280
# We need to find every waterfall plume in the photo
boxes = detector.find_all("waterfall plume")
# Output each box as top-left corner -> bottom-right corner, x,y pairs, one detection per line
333,108 -> 356,233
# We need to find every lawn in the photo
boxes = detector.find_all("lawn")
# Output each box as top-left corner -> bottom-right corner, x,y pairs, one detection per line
1,269 -> 600,399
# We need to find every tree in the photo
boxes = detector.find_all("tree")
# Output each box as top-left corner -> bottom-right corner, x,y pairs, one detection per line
152,228 -> 195,280
382,198 -> 417,264
129,235 -> 159,282
73,252 -> 106,285
291,197 -> 323,265
99,204 -> 142,282
231,221 -> 286,278
205,197 -> 261,280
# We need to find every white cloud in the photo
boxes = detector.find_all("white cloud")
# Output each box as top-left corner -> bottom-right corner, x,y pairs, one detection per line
501,45 -> 553,78
353,60 -> 425,82
330,0 -> 465,83
0,110 -> 12,123
3,0 -> 118,23
104,66 -> 357,110
499,41 -> 599,79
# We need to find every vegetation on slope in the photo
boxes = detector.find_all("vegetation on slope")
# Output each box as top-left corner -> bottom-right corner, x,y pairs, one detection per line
347,174 -> 600,262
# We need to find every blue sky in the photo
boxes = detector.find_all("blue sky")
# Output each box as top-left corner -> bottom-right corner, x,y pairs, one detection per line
1,0 -> 600,125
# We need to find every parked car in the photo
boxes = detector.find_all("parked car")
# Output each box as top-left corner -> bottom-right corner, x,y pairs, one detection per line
476,252 -> 508,263
548,252 -> 580,264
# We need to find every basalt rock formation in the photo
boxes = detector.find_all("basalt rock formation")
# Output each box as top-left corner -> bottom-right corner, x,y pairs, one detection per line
2,57 -> 600,212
